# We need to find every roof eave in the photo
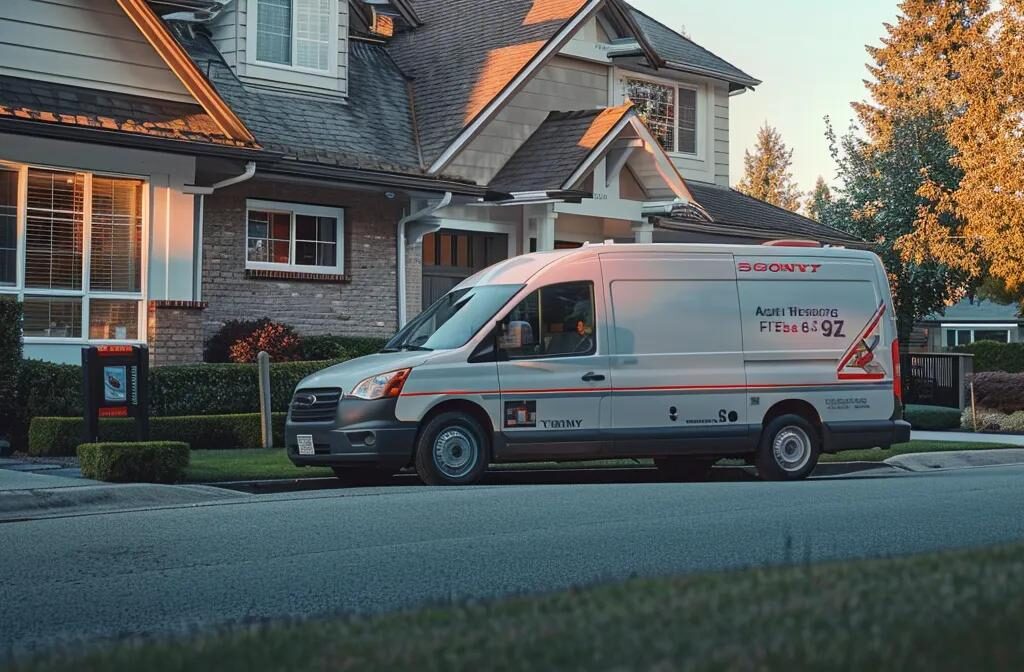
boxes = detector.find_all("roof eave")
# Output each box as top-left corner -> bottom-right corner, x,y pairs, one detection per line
661,60 -> 761,89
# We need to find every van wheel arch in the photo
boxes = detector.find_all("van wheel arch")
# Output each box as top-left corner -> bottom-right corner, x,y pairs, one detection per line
761,399 -> 822,441
415,399 -> 495,456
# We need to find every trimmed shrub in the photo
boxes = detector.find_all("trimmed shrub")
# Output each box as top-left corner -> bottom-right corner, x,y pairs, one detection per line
77,442 -> 190,483
229,321 -> 302,364
961,406 -> 1024,433
29,413 -> 287,457
0,297 -> 23,440
301,335 -> 387,362
904,404 -> 962,431
971,372 -> 1024,414
205,318 -> 273,363
956,341 -> 1024,373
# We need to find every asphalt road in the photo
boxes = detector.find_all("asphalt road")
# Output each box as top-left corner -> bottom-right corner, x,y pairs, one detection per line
3,465 -> 1024,660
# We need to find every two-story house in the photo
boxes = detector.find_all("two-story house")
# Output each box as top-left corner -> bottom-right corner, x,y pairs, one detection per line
0,0 -> 860,364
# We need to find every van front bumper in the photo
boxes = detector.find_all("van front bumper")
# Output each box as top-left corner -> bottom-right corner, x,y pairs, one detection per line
285,398 -> 418,470
821,419 -> 913,453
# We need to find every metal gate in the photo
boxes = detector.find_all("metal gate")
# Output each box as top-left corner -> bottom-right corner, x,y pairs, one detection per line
901,353 -> 963,408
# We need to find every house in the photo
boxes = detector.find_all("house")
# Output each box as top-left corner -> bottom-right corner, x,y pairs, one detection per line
0,0 -> 860,365
915,298 -> 1024,351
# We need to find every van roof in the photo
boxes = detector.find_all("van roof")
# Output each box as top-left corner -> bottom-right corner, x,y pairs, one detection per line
455,242 -> 878,290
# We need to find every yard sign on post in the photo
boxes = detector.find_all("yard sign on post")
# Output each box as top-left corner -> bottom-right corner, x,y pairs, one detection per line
82,345 -> 150,443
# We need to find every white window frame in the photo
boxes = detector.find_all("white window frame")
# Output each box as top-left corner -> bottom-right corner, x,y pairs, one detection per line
247,0 -> 339,76
0,161 -> 148,345
245,199 -> 345,275
617,69 -> 704,159
942,323 -> 1016,348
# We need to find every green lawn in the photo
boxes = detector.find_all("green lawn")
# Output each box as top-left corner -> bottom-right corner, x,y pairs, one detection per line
184,440 -> 1018,483
25,541 -> 1024,672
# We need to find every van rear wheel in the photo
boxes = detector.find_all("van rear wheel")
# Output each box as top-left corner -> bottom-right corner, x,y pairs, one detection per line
654,457 -> 715,482
414,412 -> 489,486
756,414 -> 820,481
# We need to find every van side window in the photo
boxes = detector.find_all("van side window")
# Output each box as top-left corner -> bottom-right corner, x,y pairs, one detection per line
500,282 -> 596,359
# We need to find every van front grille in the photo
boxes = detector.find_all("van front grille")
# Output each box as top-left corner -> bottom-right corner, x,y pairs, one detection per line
289,388 -> 341,423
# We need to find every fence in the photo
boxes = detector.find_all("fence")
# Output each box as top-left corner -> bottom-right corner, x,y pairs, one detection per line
901,352 -> 973,409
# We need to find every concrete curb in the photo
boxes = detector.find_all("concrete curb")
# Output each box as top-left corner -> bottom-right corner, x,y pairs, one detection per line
0,483 -> 246,523
885,449 -> 1024,472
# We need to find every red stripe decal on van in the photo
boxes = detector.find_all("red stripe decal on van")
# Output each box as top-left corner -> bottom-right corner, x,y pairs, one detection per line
400,381 -> 891,397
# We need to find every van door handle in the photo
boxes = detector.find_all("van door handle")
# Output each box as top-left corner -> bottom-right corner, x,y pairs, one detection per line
582,372 -> 606,382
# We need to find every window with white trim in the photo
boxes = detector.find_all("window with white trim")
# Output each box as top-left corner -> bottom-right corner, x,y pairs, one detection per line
625,77 -> 699,155
245,200 -> 344,275
0,165 -> 146,342
944,327 -> 1012,348
254,0 -> 334,72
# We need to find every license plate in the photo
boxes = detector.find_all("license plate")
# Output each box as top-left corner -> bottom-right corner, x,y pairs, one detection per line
297,435 -> 315,456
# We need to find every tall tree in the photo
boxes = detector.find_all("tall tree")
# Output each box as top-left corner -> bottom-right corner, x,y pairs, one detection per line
898,0 -> 1024,294
852,0 -> 989,145
821,117 -> 971,342
805,176 -> 832,221
736,123 -> 802,211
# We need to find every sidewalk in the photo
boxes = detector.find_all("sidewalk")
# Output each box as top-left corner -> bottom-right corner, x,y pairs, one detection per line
912,430 -> 1024,446
887,448 -> 1024,472
0,464 -> 244,523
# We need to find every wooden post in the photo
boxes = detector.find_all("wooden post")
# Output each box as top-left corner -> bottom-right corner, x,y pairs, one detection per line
970,380 -> 978,433
257,351 -> 272,449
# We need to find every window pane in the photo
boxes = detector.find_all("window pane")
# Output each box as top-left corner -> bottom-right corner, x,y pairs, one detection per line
0,168 -> 16,286
25,169 -> 84,290
956,329 -> 973,345
90,176 -> 143,293
626,78 -> 675,152
501,282 -> 595,358
295,214 -> 317,240
975,330 -> 1010,344
317,216 -> 336,242
23,296 -> 82,338
89,299 -> 139,340
678,88 -> 697,154
945,329 -> 956,348
257,0 -> 292,65
248,210 -> 291,264
295,0 -> 331,70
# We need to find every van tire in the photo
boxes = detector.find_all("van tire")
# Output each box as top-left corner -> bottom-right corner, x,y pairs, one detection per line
654,457 -> 715,482
756,414 -> 820,481
415,412 -> 489,486
331,467 -> 392,486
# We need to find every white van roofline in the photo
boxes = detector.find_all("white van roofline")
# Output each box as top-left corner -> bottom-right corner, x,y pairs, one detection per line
455,242 -> 875,290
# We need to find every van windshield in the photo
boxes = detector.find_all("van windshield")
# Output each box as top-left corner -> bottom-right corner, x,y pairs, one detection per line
384,284 -> 523,352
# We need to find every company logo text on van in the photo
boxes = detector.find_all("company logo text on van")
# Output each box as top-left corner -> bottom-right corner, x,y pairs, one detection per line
737,262 -> 823,274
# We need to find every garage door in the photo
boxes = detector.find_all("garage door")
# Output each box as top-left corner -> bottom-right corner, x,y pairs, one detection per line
421,230 -> 508,309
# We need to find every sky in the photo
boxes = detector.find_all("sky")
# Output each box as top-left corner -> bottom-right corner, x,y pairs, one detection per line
630,0 -> 902,193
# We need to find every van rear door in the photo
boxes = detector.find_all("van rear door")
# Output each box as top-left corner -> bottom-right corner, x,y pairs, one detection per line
600,252 -> 749,454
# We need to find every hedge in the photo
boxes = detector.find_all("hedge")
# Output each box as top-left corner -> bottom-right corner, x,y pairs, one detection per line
904,404 -> 962,431
961,406 -> 1024,433
0,297 -> 22,440
78,442 -> 190,483
30,413 -> 286,457
957,341 -> 1024,373
970,372 -> 1024,414
301,335 -> 387,362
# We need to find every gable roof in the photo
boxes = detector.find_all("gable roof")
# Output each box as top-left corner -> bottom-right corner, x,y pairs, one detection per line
658,181 -> 864,247
489,105 -> 634,194
624,4 -> 760,89
168,24 -> 426,175
922,298 -> 1023,324
0,74 -> 258,153
389,0 -> 601,173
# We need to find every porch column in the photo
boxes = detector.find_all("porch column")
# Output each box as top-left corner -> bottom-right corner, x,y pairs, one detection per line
632,219 -> 655,244
526,204 -> 558,252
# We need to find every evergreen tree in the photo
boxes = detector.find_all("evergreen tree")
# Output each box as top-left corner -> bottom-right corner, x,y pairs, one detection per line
805,176 -> 832,221
736,123 -> 802,211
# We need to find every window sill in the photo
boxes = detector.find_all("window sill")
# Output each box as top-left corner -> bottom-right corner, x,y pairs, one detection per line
245,268 -> 351,283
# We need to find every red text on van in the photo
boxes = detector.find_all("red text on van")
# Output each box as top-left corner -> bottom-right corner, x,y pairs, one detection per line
737,262 -> 822,274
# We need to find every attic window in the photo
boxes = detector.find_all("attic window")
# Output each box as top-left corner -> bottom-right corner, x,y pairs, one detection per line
255,0 -> 334,72
625,77 -> 699,156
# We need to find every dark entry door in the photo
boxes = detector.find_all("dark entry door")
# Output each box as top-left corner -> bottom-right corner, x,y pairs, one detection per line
421,230 -> 508,309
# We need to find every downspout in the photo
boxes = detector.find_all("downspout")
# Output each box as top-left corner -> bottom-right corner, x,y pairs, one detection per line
397,192 -> 453,328
183,161 -> 257,301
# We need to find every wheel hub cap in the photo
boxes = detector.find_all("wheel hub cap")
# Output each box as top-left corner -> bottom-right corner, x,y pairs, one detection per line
433,427 -> 478,478
772,426 -> 812,472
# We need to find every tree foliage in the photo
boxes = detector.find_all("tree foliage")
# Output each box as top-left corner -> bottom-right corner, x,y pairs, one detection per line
819,117 -> 971,341
805,177 -> 832,222
736,123 -> 802,211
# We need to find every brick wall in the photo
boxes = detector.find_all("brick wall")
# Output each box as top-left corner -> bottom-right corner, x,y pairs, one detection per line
202,180 -> 411,342
148,302 -> 205,366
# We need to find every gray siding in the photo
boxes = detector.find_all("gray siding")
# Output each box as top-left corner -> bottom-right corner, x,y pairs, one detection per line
713,83 -> 730,186
211,0 -> 349,98
0,0 -> 192,102
448,56 -> 609,185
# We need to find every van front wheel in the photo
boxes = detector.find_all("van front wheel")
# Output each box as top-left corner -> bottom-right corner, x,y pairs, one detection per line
756,414 -> 820,481
414,412 -> 489,486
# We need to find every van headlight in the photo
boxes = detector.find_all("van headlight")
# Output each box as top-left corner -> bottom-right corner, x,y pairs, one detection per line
349,369 -> 412,400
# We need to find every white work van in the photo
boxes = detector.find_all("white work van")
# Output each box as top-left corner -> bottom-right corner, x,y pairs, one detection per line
286,242 -> 910,485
